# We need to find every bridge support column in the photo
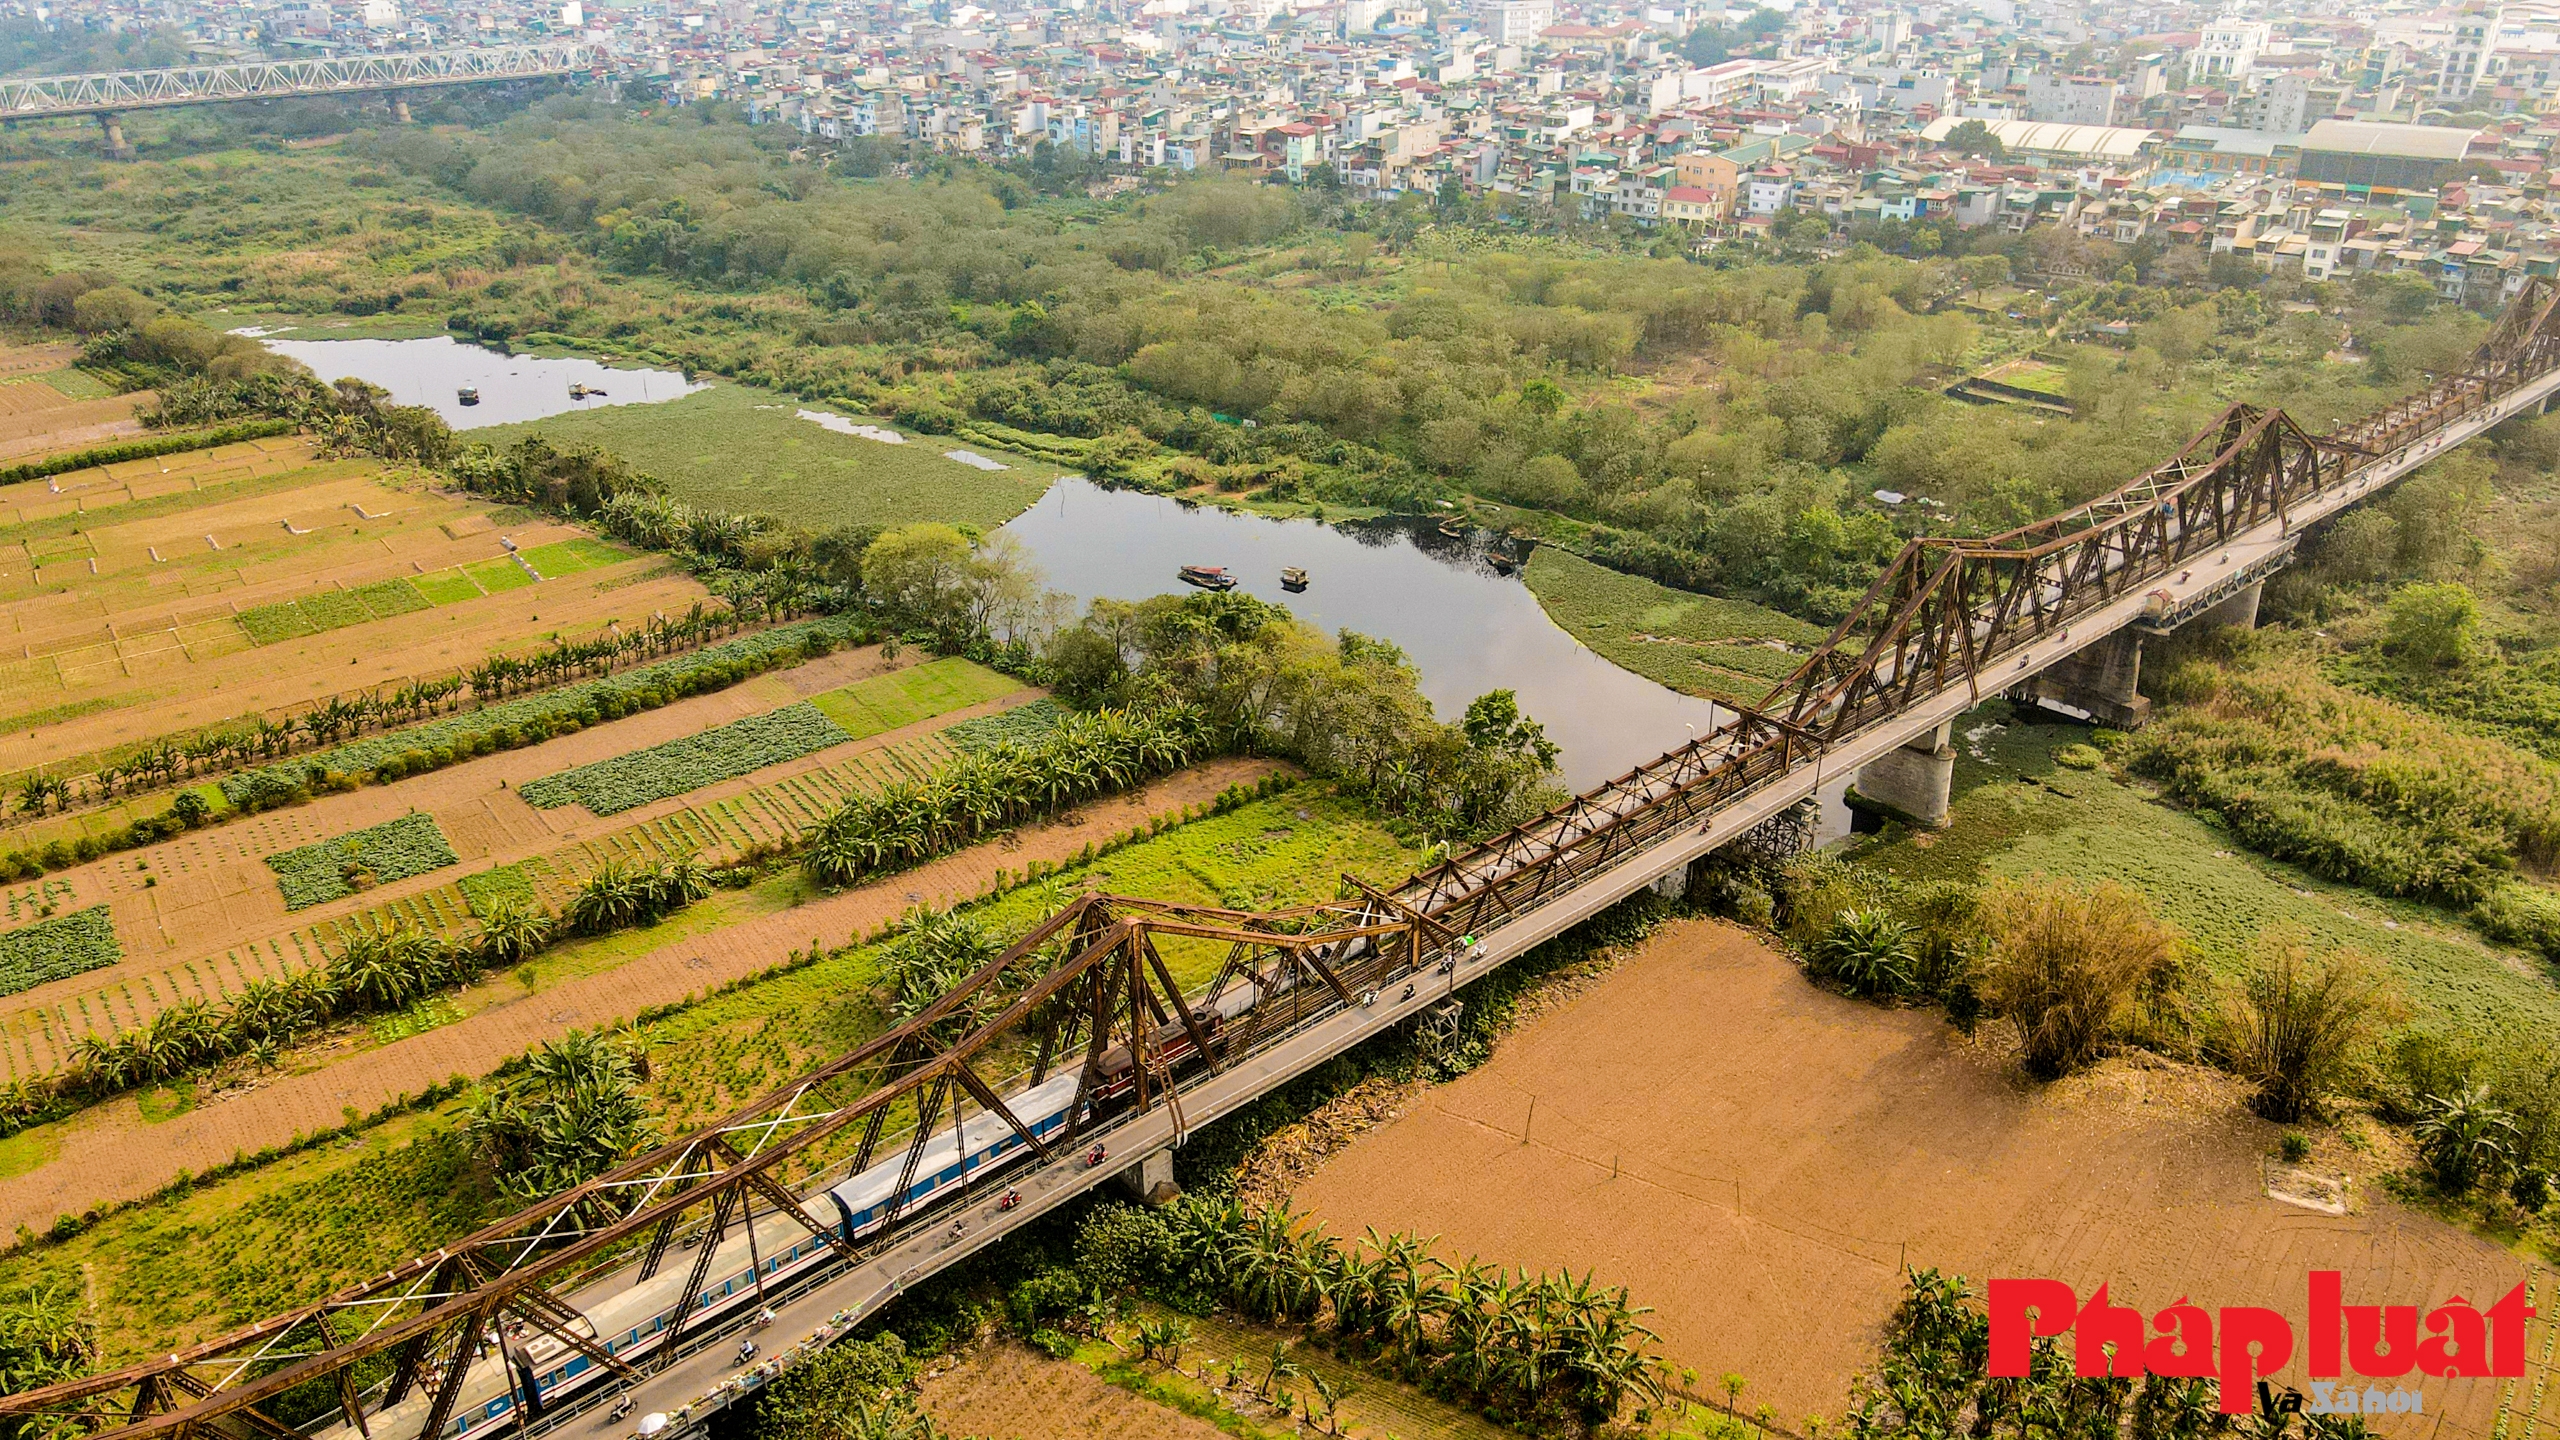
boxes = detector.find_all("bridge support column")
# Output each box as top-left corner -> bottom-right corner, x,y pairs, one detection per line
1116,1148 -> 1179,1206
2193,579 -> 2262,633
96,112 -> 132,160
1647,864 -> 1688,901
1852,720 -> 1955,829
392,92 -> 415,123
2026,630 -> 2151,729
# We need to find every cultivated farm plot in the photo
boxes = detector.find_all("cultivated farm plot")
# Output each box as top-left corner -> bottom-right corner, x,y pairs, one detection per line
466,381 -> 1068,532
0,450 -> 706,783
0,653 -> 1027,1082
0,341 -> 148,461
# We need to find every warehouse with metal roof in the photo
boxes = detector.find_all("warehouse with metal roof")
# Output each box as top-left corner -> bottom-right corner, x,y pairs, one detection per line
1919,115 -> 2156,161
2296,119 -> 2481,194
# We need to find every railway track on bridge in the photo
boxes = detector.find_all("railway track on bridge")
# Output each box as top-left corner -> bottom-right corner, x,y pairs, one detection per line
10,278 -> 2560,1440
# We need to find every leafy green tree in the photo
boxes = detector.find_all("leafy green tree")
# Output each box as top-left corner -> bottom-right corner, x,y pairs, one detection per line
1942,120 -> 2007,161
754,1334 -> 920,1440
2317,509 -> 2401,584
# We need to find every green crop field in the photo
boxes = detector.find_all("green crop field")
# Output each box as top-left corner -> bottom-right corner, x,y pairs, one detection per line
519,659 -> 1024,816
235,578 -> 437,647
0,905 -> 121,1000
519,702 -> 852,816
517,537 -> 630,578
410,570 -> 484,606
945,699 -> 1068,750
455,864 -> 540,918
808,657 -> 1025,738
462,557 -> 534,594
353,578 -> 431,620
467,382 -> 1065,532
1521,546 -> 1824,703
1854,716 -> 2560,1039
266,813 -> 461,911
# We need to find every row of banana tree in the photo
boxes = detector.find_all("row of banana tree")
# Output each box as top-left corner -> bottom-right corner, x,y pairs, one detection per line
0,853 -> 725,1136
1148,1198 -> 1667,1433
801,704 -> 1218,886
10,606 -> 750,820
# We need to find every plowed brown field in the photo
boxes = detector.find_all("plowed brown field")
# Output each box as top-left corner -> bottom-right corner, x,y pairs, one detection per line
1298,918 -> 2542,1438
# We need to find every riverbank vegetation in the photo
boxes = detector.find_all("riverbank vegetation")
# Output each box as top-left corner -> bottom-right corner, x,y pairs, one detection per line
1,96 -> 2495,658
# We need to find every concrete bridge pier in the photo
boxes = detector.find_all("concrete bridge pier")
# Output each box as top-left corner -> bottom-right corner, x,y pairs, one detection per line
1115,1148 -> 1179,1206
2025,630 -> 2151,729
96,112 -> 133,159
392,92 -> 415,123
1853,720 -> 1955,828
2193,578 -> 2263,632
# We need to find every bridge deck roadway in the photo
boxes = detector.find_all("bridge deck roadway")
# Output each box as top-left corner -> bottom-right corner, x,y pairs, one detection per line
331,363 -> 2560,1440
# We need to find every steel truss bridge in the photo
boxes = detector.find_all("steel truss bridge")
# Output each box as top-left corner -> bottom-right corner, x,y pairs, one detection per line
11,279 -> 2560,1440
0,45 -> 592,122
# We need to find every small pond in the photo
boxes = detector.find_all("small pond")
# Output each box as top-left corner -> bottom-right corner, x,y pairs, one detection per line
249,334 -> 703,429
1001,479 -> 1730,789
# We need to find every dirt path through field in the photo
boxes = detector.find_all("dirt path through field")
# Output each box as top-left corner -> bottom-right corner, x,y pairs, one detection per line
0,757 -> 1280,1234
1297,918 -> 2533,1437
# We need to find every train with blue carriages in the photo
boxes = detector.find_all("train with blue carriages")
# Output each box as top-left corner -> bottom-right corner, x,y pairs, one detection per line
410,978 -> 1279,1439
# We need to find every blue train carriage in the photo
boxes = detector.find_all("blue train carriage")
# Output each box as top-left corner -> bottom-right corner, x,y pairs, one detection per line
824,1071 -> 1085,1238
434,982 -> 1277,1438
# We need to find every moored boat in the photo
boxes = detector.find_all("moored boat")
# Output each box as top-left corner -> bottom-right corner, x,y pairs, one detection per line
568,382 -> 589,400
456,386 -> 480,406
1178,564 -> 1237,591
1280,566 -> 1308,591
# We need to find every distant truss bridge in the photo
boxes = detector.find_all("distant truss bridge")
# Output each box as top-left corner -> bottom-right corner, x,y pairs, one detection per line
0,44 -> 591,122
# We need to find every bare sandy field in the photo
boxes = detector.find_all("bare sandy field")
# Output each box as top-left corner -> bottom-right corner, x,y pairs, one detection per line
919,1342 -> 1230,1440
1296,918 -> 2539,1437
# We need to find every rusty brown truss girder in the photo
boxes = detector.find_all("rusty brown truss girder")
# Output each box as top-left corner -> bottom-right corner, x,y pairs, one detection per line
13,278 -> 2560,1440
0,894 -> 1430,1440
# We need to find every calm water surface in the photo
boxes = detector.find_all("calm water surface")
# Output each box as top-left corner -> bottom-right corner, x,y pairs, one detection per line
250,336 -> 1777,796
1002,479 -> 1728,789
252,335 -> 703,429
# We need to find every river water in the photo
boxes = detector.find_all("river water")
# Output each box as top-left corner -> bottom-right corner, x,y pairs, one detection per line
259,335 -> 1743,789
1001,480 -> 1725,789
250,335 -> 703,429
